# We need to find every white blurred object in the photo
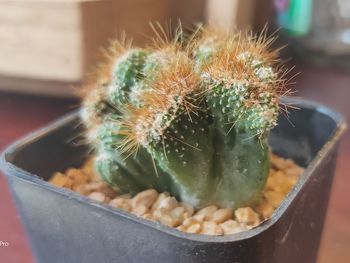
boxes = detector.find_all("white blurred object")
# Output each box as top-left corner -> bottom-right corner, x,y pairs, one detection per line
306,0 -> 350,55
206,0 -> 255,31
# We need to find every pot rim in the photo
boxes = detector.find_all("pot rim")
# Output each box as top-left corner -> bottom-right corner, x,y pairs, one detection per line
0,97 -> 347,243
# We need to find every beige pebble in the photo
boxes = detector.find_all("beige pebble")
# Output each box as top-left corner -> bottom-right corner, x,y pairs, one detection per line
85,181 -> 118,198
132,204 -> 148,216
117,193 -> 132,199
50,172 -> 70,188
177,225 -> 186,232
265,171 -> 281,190
180,202 -> 194,217
180,217 -> 202,234
109,197 -> 132,212
81,158 -> 96,179
132,189 -> 158,209
170,207 -> 186,226
99,185 -> 119,199
192,213 -> 205,222
153,209 -> 176,227
269,168 -> 276,176
186,223 -> 202,234
285,166 -> 304,177
201,221 -> 224,235
151,192 -> 170,211
142,213 -> 154,221
266,171 -> 292,194
285,175 -> 298,190
264,190 -> 285,209
220,220 -> 244,234
212,208 -> 232,224
193,205 -> 218,221
88,192 -> 107,203
182,218 -> 201,230
271,155 -> 294,170
65,168 -> 79,177
255,200 -> 274,219
282,176 -> 298,194
66,168 -> 88,185
234,207 -> 260,227
85,181 -> 106,192
157,196 -> 178,211
73,184 -> 89,195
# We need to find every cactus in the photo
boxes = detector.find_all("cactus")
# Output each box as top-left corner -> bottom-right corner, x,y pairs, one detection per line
81,28 -> 288,209
193,30 -> 282,207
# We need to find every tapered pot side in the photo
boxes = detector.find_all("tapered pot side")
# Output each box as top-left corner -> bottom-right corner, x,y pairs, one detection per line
0,98 -> 346,263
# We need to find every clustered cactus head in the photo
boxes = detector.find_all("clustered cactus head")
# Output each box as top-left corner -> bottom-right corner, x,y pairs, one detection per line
119,52 -> 199,150
196,29 -> 283,136
81,26 -> 290,209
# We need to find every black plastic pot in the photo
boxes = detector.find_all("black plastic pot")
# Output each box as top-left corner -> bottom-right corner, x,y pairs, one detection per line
0,98 -> 346,263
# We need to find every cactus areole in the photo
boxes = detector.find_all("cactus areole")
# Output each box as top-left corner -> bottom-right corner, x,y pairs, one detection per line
81,28 -> 290,209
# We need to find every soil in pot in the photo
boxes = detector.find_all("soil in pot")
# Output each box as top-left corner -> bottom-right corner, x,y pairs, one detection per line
49,153 -> 304,235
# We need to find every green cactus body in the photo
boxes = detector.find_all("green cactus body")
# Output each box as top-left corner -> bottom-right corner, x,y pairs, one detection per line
88,48 -> 173,195
145,110 -> 216,207
194,37 -> 279,207
108,49 -> 149,107
93,121 -> 173,194
95,150 -> 144,193
95,148 -> 174,194
82,29 -> 285,210
210,122 -> 270,208
117,50 -> 215,204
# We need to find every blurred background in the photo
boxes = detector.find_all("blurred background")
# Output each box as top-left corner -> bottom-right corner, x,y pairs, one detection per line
0,0 -> 349,262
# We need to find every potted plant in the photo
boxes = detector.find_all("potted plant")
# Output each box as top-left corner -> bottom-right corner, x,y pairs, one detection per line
1,27 -> 347,263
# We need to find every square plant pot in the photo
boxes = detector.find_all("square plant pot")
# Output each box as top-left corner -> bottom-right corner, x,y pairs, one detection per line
0,98 -> 346,263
